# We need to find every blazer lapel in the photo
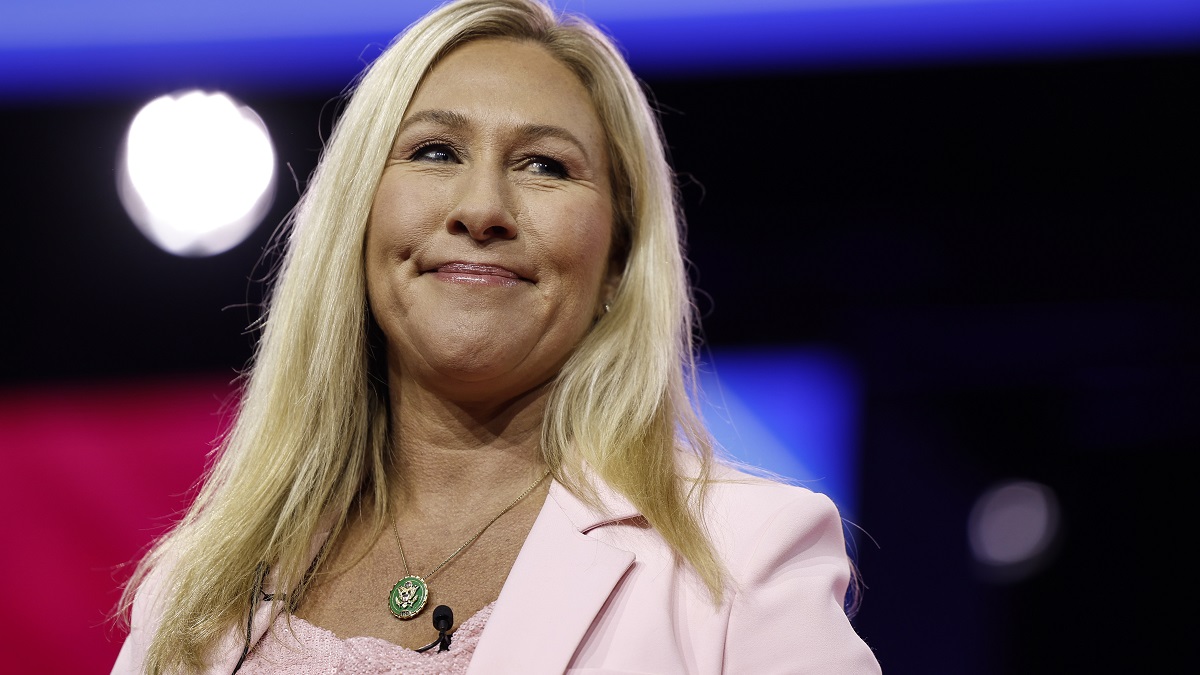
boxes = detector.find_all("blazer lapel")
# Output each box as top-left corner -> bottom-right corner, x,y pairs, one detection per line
468,480 -> 640,674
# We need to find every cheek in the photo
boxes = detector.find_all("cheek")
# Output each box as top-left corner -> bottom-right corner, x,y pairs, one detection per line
363,221 -> 390,310
550,198 -> 614,289
531,194 -> 608,276
367,178 -> 439,274
364,210 -> 421,323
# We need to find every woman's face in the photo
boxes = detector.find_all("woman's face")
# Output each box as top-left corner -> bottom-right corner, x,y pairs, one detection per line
366,38 -> 616,403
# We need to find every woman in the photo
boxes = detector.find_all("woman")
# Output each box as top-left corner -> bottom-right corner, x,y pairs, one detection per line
113,0 -> 881,673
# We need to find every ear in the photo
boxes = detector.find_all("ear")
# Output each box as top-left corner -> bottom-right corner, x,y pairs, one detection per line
597,263 -> 622,313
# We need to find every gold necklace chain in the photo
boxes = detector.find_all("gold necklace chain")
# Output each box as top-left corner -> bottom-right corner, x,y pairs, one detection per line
387,469 -> 551,620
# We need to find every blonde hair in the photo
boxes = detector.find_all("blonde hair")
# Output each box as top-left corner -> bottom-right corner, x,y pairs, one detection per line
118,1 -> 721,672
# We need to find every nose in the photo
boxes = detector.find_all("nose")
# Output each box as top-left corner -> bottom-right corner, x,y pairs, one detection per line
445,165 -> 517,241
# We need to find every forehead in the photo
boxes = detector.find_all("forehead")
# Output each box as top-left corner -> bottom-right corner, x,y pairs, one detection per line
403,38 -> 606,152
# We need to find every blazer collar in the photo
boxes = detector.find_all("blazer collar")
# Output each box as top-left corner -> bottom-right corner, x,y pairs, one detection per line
547,473 -> 643,533
467,479 -> 641,674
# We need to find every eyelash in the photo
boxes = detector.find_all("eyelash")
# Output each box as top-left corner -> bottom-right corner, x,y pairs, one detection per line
524,156 -> 568,179
407,141 -> 570,179
409,141 -> 458,163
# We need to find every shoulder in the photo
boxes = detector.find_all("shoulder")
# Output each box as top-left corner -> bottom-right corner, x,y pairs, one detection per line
111,554 -> 177,674
702,461 -> 842,517
700,462 -> 849,566
700,463 -> 882,672
571,459 -> 880,672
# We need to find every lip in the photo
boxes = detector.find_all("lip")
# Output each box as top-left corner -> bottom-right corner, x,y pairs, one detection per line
429,261 -> 530,287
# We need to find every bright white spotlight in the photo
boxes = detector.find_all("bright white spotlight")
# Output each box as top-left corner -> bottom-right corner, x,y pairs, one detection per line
968,479 -> 1061,582
118,90 -> 276,257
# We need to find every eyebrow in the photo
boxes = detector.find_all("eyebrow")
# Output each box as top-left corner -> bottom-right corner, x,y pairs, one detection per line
396,109 -> 470,135
512,124 -> 592,162
396,109 -> 593,162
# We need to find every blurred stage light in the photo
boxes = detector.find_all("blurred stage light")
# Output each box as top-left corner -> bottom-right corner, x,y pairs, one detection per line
696,347 -> 861,518
117,90 -> 275,257
968,479 -> 1061,582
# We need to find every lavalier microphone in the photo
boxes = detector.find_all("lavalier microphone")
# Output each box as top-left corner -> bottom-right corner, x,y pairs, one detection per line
416,604 -> 454,653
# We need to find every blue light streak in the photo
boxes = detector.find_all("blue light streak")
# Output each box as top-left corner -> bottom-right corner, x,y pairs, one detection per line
1,0 -> 1198,99
697,347 -> 861,517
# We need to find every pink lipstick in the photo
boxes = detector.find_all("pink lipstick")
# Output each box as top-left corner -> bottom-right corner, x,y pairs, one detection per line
434,262 -> 523,287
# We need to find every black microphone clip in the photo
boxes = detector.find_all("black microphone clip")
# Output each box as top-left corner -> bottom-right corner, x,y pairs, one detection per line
432,605 -> 454,652
415,604 -> 454,653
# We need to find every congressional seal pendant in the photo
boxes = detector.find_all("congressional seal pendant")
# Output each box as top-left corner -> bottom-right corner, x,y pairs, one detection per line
389,575 -> 429,620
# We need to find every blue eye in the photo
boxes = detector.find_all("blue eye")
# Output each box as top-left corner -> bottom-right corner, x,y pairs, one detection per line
412,144 -> 456,163
527,157 -> 567,178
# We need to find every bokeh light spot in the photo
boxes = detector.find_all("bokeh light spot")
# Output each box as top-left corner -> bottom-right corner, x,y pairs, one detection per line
968,479 -> 1061,582
117,90 -> 275,256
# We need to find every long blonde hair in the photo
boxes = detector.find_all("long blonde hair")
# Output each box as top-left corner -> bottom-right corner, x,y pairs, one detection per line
118,1 -> 720,672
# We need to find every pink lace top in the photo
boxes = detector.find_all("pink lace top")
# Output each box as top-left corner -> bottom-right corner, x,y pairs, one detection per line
238,602 -> 495,674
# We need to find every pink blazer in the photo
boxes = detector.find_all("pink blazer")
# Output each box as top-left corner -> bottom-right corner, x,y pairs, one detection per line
113,466 -> 881,674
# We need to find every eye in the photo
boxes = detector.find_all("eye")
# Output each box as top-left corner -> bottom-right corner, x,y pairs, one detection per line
524,156 -> 568,179
411,143 -> 458,163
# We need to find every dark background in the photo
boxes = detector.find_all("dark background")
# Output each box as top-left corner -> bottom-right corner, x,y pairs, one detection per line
2,47 -> 1196,672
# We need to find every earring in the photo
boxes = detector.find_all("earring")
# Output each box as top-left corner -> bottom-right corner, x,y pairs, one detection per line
603,303 -> 611,314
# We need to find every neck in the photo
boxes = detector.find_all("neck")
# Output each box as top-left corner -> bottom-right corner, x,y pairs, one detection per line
386,371 -> 551,513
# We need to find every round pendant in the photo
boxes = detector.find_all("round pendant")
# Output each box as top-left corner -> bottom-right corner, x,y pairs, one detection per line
389,575 -> 429,620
